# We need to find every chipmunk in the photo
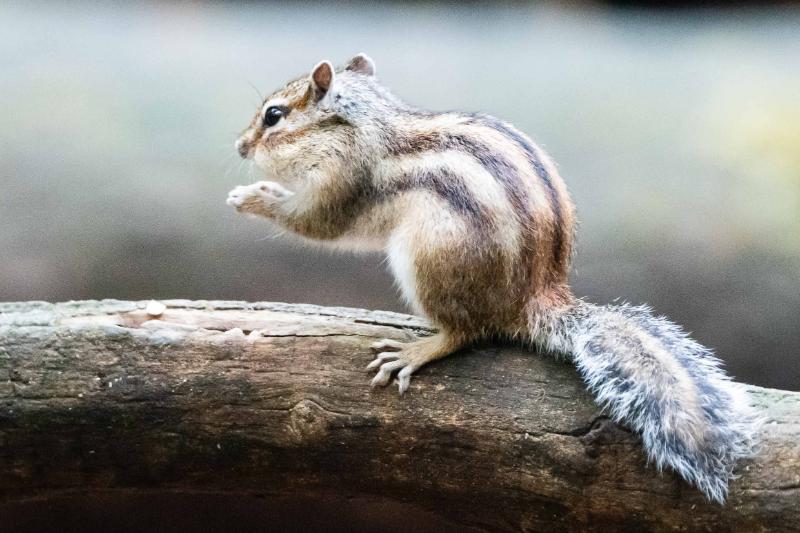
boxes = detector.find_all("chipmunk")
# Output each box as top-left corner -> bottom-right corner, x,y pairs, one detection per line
226,54 -> 759,503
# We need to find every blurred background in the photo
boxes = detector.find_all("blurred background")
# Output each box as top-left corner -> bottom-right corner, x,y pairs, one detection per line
1,1 -> 798,391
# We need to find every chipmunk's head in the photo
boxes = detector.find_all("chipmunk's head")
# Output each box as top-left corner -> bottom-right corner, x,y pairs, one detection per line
235,53 -> 380,160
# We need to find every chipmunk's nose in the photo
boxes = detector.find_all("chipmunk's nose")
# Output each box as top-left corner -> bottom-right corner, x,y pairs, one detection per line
235,138 -> 249,159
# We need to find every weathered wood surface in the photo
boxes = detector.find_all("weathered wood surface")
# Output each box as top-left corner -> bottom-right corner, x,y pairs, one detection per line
0,300 -> 798,532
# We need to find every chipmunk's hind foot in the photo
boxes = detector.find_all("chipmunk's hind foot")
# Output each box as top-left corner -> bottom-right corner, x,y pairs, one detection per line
366,333 -> 461,394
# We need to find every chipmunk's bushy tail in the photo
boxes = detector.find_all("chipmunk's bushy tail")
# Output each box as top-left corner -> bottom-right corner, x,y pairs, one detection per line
534,301 -> 760,503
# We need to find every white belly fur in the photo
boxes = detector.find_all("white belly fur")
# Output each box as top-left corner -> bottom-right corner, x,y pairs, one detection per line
386,231 -> 423,316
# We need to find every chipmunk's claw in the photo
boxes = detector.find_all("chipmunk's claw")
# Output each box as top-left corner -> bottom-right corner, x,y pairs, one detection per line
369,338 -> 405,353
370,359 -> 408,389
366,352 -> 400,370
397,366 -> 414,394
368,350 -> 423,394
367,334 -> 455,395
368,339 -> 410,391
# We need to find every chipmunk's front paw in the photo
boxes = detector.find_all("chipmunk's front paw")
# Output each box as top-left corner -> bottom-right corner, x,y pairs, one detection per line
226,181 -> 291,215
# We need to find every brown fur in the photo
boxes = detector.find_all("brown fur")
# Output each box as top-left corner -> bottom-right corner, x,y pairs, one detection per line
228,56 -> 759,504
229,55 -> 577,391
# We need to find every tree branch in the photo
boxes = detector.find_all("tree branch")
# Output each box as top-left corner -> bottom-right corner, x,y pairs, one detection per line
1,300 -> 798,531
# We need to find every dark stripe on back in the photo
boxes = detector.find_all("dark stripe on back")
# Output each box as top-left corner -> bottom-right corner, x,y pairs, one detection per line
386,131 -> 533,230
315,165 -> 486,235
292,118 -> 486,238
390,168 -> 487,222
468,114 -> 566,270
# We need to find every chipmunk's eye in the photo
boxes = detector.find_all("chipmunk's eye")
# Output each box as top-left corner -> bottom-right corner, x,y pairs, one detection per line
263,106 -> 284,127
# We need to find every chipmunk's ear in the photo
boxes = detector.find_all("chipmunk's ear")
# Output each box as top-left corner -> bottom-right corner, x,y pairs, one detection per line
345,53 -> 376,76
310,61 -> 335,101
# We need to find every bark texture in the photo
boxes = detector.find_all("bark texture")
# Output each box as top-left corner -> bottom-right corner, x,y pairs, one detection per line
0,300 -> 798,532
